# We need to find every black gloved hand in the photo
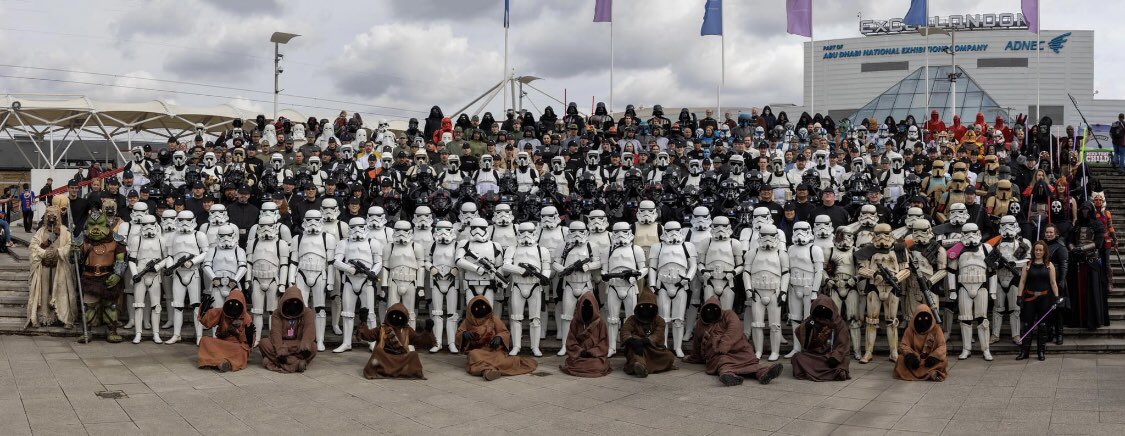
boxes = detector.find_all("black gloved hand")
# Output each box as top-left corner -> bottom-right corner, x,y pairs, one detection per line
199,293 -> 215,313
423,318 -> 435,332
826,356 -> 840,368
357,310 -> 369,324
244,323 -> 256,346
489,335 -> 503,349
622,338 -> 641,351
903,353 -> 920,370
462,331 -> 475,343
924,355 -> 940,368
579,351 -> 594,358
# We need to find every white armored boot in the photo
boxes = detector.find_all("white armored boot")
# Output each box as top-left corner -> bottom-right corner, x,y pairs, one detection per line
529,319 -> 543,357
166,309 -> 183,345
150,309 -> 163,343
607,319 -> 619,358
193,307 -> 203,346
429,315 -> 444,353
315,313 -> 327,352
132,305 -> 146,344
978,320 -> 993,361
252,313 -> 264,348
446,316 -> 459,353
672,320 -> 685,358
334,315 -> 354,353
752,326 -> 765,359
509,319 -> 523,356
784,321 -> 802,358
886,319 -> 900,362
768,324 -> 781,361
959,322 -> 973,360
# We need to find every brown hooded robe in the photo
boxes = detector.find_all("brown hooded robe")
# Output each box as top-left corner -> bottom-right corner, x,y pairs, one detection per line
894,304 -> 948,381
357,303 -> 434,379
456,296 -> 537,376
259,286 -> 317,373
685,296 -> 774,379
559,292 -> 611,377
792,295 -> 851,381
198,290 -> 253,371
619,290 -> 677,375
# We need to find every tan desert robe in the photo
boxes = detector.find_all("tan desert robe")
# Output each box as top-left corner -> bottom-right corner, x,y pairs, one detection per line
28,225 -> 76,327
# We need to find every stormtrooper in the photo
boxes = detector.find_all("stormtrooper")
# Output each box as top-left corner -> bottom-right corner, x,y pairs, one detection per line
601,222 -> 647,357
199,152 -> 224,196
904,219 -> 946,321
501,222 -> 552,357
119,202 -> 149,330
696,216 -> 743,310
991,215 -> 1031,345
740,206 -> 787,250
934,203 -> 969,249
438,155 -> 464,191
490,204 -> 517,247
512,151 -> 539,194
850,204 -> 880,247
683,159 -> 704,190
160,209 -> 179,330
128,215 -> 165,344
202,224 -> 247,305
321,199 -> 349,334
473,155 -> 501,194
880,152 -> 906,207
893,207 -> 926,240
903,125 -> 922,150
645,152 -> 675,186
246,216 -> 290,347
825,227 -> 863,359
366,206 -> 393,251
427,221 -> 461,353
288,210 -> 337,352
412,206 -> 435,252
578,150 -> 605,189
647,221 -> 696,358
126,146 -> 154,178
383,221 -> 426,328
765,154 -> 792,201
305,156 -> 330,194
247,202 -> 293,244
785,221 -> 825,358
742,223 -> 787,361
947,223 -> 997,361
266,153 -> 294,188
199,204 -> 229,246
633,200 -> 662,258
164,211 -> 209,345
553,221 -> 602,355
876,124 -> 897,152
812,149 -> 834,191
684,206 -> 713,338
456,217 -> 507,305
167,151 -> 189,189
724,154 -> 747,187
333,144 -> 363,184
332,217 -> 383,352
225,148 -> 258,189
856,224 -> 909,363
455,202 -> 480,241
547,156 -> 574,196
536,206 -> 569,339
812,215 -> 836,254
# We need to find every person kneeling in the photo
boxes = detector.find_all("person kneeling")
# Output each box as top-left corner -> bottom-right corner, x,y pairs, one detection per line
685,296 -> 783,386
259,286 -> 316,373
357,303 -> 434,379
894,304 -> 948,382
457,296 -> 537,381
791,295 -> 851,381
198,290 -> 254,373
619,289 -> 677,377
560,292 -> 611,377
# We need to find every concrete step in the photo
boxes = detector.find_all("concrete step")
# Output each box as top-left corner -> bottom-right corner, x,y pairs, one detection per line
0,306 -> 24,318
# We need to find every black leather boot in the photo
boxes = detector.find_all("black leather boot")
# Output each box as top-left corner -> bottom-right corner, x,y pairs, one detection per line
1054,315 -> 1064,345
1036,328 -> 1046,361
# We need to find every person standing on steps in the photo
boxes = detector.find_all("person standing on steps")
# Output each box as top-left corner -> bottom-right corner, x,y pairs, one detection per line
1015,241 -> 1061,361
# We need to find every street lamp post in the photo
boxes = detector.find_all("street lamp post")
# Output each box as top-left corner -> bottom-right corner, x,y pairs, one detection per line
270,32 -> 301,121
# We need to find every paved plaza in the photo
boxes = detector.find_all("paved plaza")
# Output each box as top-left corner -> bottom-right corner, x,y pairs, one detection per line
0,336 -> 1124,435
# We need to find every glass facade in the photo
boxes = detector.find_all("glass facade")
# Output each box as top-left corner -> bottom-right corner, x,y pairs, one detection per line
849,65 -> 1008,125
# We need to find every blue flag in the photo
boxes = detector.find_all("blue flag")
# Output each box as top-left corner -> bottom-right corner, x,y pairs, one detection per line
504,0 -> 510,28
701,0 -> 722,36
903,0 -> 927,26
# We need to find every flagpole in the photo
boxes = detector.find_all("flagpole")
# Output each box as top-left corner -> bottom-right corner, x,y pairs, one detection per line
610,19 -> 614,113
503,16 -> 509,114
1036,0 -> 1041,121
718,6 -> 724,116
924,0 -> 930,122
810,6 -> 815,116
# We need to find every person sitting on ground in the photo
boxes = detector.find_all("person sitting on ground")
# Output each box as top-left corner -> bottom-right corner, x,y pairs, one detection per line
791,295 -> 851,381
559,291 -> 611,377
685,296 -> 783,386
619,289 -> 677,377
357,303 -> 435,380
893,304 -> 948,382
197,290 -> 254,373
258,286 -> 316,373
456,296 -> 538,381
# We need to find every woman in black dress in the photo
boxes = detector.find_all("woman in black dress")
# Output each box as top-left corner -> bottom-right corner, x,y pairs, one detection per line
1067,203 -> 1109,330
1017,241 -> 1060,361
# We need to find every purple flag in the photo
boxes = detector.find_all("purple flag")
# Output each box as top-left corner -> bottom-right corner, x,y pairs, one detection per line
787,0 -> 812,37
594,0 -> 612,23
1022,0 -> 1039,33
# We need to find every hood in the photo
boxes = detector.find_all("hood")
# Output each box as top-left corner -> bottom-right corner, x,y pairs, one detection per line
595,102 -> 608,116
762,105 -> 773,116
679,108 -> 692,122
652,104 -> 664,117
701,296 -> 722,324
952,115 -> 962,127
1039,116 -> 1053,128
975,112 -> 986,125
910,304 -> 939,335
522,111 -> 536,126
625,104 -> 636,117
572,291 -> 603,327
278,286 -> 305,319
904,114 -> 917,126
386,302 -> 409,325
637,288 -> 657,306
798,112 -> 812,127
994,115 -> 1006,128
810,294 -> 841,323
456,114 -> 472,130
482,112 -> 496,124
428,105 -> 444,120
441,117 -> 453,130
542,106 -> 557,120
224,289 -> 248,319
776,111 -> 789,125
466,295 -> 494,325
567,102 -> 579,115
930,110 -> 940,121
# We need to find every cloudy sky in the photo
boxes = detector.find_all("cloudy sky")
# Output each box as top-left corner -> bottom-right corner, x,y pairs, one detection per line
0,0 -> 1119,123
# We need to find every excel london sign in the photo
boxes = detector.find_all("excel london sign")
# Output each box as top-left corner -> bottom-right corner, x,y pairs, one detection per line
860,13 -> 1028,36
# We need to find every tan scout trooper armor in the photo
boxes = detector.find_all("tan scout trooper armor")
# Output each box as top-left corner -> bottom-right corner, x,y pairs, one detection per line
856,224 -> 910,363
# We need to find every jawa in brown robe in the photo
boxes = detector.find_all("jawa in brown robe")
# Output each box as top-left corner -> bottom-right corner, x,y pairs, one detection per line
356,303 -> 435,380
456,296 -> 538,381
894,304 -> 948,382
619,289 -> 677,377
792,295 -> 851,381
559,292 -> 612,377
197,290 -> 254,372
259,286 -> 317,373
685,296 -> 783,386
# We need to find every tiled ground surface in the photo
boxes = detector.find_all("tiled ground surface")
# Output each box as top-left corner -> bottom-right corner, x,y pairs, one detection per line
1,335 -> 1124,435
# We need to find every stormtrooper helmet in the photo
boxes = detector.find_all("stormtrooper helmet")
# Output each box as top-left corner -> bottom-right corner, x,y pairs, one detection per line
367,206 -> 387,230
814,215 -> 834,239
308,156 -> 322,173
131,146 -> 145,163
1008,200 -> 1022,217
217,224 -> 238,249
637,200 -> 658,224
858,205 -> 879,227
689,159 -> 703,176
586,150 -> 600,166
516,152 -> 530,168
813,150 -> 829,168
910,219 -> 934,244
346,217 -> 368,241
999,215 -> 1021,238
947,203 -> 969,226
140,215 -> 160,239
208,204 -> 228,226
480,155 -> 494,170
493,204 -> 514,226
729,154 -> 745,172
961,223 -> 983,247
905,207 -> 925,228
258,216 -> 279,240
568,221 -> 590,244
459,202 -> 479,226
448,154 -> 461,171
611,221 -> 634,246
711,216 -> 732,240
656,152 -> 669,167
752,207 -> 772,230
550,156 -> 565,172
691,206 -> 711,231
792,221 -> 813,245
413,206 -> 433,230
341,144 -> 355,160
260,202 -> 280,221
393,220 -> 413,244
303,210 -> 324,234
877,124 -> 890,139
661,221 -> 683,244
468,217 -> 490,242
434,221 -> 456,244
889,152 -> 904,170
517,222 -> 537,246
203,152 -> 217,167
834,228 -> 855,251
907,125 -> 920,141
758,224 -> 781,250
320,198 -> 340,222
873,223 -> 895,249
540,206 -> 561,228
588,210 -> 609,232
173,150 -> 186,166
130,202 -> 149,223
621,151 -> 634,169
753,126 -> 765,141
271,153 -> 285,171
161,210 -> 179,233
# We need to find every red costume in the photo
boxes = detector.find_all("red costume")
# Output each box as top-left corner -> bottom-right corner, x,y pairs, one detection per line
925,110 -> 946,141
950,115 -> 967,142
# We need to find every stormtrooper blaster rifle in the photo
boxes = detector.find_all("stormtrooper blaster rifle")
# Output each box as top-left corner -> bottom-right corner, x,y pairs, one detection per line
517,263 -> 550,282
132,260 -> 161,284
875,265 -> 904,297
348,259 -> 382,283
602,269 -> 644,282
162,254 -> 192,276
553,257 -> 592,302
904,247 -> 942,324
464,250 -> 510,289
985,247 -> 1021,277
